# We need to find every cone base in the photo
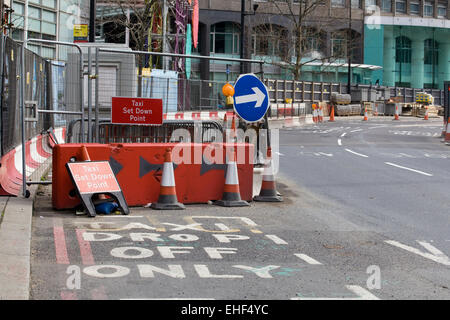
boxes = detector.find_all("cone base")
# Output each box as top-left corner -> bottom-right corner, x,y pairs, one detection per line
150,202 -> 185,210
214,199 -> 250,207
253,195 -> 283,202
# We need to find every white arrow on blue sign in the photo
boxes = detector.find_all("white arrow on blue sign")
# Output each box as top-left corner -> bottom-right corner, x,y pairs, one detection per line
233,73 -> 270,123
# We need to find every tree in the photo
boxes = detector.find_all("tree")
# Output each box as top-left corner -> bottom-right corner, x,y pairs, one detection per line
259,0 -> 347,81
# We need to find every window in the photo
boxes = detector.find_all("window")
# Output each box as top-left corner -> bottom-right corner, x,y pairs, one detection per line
395,36 -> 411,63
351,0 -> 362,8
210,22 -> 240,55
331,0 -> 345,8
381,0 -> 392,12
365,0 -> 376,8
424,1 -> 434,16
395,0 -> 406,13
424,39 -> 438,65
252,25 -> 287,57
438,3 -> 447,18
331,33 -> 346,58
410,1 -> 420,15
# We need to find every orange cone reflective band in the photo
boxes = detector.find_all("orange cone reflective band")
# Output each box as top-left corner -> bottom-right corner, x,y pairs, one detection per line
151,148 -> 185,210
254,148 -> 282,202
215,148 -> 249,207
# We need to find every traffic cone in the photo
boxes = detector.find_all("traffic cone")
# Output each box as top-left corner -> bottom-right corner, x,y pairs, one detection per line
151,148 -> 185,210
215,148 -> 250,207
312,105 -> 318,123
254,148 -> 282,202
394,105 -> 400,121
318,106 -> 324,123
445,118 -> 450,144
363,107 -> 368,121
423,106 -> 429,120
329,105 -> 335,122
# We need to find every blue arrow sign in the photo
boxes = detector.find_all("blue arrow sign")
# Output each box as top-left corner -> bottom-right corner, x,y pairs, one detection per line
233,73 -> 270,123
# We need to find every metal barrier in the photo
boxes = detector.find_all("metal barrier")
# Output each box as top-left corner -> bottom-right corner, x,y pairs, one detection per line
97,120 -> 224,144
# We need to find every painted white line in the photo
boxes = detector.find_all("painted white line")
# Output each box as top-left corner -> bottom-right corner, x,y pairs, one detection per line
101,216 -> 144,218
265,234 -> 288,245
290,285 -> 379,300
275,152 -> 285,156
294,253 -> 323,265
345,149 -> 369,158
337,139 -> 342,146
340,133 -> 347,137
385,240 -> 450,266
318,152 -> 333,157
350,129 -> 363,133
384,162 -> 433,177
121,298 -> 216,300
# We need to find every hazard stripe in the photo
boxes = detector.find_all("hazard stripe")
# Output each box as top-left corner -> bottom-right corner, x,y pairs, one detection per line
160,186 -> 177,196
224,184 -> 240,193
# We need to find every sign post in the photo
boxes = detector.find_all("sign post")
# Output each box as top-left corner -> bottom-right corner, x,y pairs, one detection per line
66,161 -> 129,217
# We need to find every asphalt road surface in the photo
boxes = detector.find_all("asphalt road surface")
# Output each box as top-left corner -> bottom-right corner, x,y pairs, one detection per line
30,117 -> 450,300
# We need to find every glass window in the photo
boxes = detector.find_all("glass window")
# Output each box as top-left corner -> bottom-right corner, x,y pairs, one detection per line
42,0 -> 56,9
29,0 -> 41,5
12,29 -> 24,41
29,6 -> 41,19
42,22 -> 56,35
12,2 -> 25,15
437,3 -> 447,17
42,10 -> 56,22
41,46 -> 56,59
365,0 -> 376,8
331,33 -> 346,58
396,0 -> 406,13
210,22 -> 240,55
381,0 -> 392,12
410,2 -> 420,15
331,0 -> 345,8
424,39 -> 438,65
395,36 -> 411,63
12,14 -> 25,28
351,0 -> 362,8
28,18 -> 41,33
424,1 -> 433,16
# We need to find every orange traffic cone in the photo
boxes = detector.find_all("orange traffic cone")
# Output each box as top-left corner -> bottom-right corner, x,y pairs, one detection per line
329,105 -> 335,122
312,104 -> 318,123
254,148 -> 282,202
423,106 -> 429,120
394,105 -> 400,121
151,148 -> 185,210
215,148 -> 249,207
444,118 -> 450,144
363,107 -> 368,121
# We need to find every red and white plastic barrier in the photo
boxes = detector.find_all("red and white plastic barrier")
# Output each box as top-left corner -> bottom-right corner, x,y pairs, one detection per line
0,127 -> 66,196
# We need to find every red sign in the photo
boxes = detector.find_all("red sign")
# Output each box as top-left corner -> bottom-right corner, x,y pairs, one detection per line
111,97 -> 163,125
66,161 -> 121,194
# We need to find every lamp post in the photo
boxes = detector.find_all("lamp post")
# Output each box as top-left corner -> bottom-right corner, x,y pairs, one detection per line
347,0 -> 352,93
240,0 -> 258,74
89,0 -> 96,42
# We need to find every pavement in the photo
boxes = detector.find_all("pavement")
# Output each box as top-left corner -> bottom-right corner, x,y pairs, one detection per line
2,115 -> 450,300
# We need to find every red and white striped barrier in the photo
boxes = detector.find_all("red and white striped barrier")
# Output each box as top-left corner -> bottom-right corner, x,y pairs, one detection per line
164,111 -> 230,121
0,127 -> 66,196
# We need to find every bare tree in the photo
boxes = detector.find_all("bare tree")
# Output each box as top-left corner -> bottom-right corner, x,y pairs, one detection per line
258,0 -> 346,81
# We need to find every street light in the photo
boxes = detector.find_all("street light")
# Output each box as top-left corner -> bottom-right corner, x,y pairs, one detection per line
240,1 -> 259,74
347,1 -> 352,93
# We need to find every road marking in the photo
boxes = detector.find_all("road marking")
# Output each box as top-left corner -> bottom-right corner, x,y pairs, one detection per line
294,253 -> 323,265
318,152 -> 333,157
121,298 -> 216,300
265,234 -> 288,245
275,151 -> 284,156
385,240 -> 450,266
291,285 -> 379,300
53,224 -> 70,265
340,133 -> 347,137
76,229 -> 95,265
345,149 -> 369,158
337,139 -> 342,146
384,162 -> 433,177
350,129 -> 363,133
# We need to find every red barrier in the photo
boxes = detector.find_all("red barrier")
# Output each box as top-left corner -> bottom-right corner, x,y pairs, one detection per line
52,143 -> 254,209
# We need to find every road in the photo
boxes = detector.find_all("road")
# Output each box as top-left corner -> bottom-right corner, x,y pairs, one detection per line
30,116 -> 450,300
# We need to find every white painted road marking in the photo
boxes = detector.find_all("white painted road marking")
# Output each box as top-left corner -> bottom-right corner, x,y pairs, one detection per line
384,162 -> 433,177
275,152 -> 285,156
385,240 -> 450,266
337,139 -> 342,146
294,253 -> 323,265
345,149 -> 369,158
350,129 -> 363,133
340,133 -> 347,137
291,285 -> 379,300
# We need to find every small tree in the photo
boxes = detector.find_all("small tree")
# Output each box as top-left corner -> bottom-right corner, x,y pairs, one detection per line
260,0 -> 344,81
